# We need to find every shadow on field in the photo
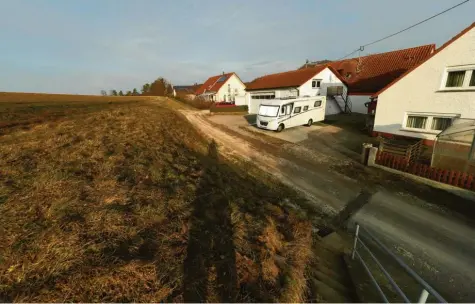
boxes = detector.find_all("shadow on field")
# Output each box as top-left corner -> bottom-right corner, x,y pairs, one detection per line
183,140 -> 237,302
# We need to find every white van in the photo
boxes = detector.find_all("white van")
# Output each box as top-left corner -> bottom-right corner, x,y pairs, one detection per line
256,96 -> 326,132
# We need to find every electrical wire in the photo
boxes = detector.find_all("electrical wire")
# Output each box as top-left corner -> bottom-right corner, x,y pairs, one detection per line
337,0 -> 471,60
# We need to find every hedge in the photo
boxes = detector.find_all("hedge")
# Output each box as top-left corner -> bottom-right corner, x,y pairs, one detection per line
210,105 -> 248,113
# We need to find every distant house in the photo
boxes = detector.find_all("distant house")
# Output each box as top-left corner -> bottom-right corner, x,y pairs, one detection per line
245,66 -> 348,114
302,44 -> 435,114
371,22 -> 475,169
174,83 -> 201,100
195,72 -> 246,103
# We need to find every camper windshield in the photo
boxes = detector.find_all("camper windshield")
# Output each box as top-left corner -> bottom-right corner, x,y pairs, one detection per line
258,105 -> 279,117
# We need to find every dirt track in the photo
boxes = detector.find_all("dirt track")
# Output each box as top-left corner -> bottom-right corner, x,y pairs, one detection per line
181,109 -> 475,302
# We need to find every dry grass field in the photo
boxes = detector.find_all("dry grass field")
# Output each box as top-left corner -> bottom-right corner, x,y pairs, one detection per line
0,93 -> 343,302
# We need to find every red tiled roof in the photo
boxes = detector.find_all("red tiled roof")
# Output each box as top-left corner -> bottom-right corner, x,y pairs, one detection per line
195,73 -> 235,95
373,22 -> 475,97
302,44 -> 435,94
246,66 -> 345,91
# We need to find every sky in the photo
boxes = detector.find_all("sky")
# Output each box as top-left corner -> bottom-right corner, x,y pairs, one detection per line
0,0 -> 474,94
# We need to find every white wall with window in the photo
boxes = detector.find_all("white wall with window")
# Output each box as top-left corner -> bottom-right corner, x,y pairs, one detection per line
216,74 -> 246,104
403,113 -> 459,133
373,24 -> 475,141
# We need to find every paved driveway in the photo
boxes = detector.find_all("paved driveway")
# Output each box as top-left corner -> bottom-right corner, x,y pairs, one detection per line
210,113 -> 337,143
198,112 -> 475,302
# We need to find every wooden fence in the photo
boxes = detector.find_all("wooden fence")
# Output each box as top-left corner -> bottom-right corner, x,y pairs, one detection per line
376,151 -> 475,191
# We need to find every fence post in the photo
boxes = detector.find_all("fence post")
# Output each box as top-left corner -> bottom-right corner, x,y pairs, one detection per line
352,224 -> 360,260
417,289 -> 429,304
368,147 -> 378,166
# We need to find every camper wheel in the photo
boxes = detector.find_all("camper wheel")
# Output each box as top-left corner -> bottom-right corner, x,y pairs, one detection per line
276,124 -> 284,132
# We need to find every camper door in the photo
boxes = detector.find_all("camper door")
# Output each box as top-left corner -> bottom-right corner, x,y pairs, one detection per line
279,103 -> 293,125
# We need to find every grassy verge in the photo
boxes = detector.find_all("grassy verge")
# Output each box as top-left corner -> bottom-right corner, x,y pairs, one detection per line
0,96 -> 317,302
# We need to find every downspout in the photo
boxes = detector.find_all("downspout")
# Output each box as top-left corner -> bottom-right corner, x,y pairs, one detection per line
431,135 -> 438,167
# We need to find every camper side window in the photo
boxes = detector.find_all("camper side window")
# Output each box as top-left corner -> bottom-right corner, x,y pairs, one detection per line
280,106 -> 285,115
303,106 -> 309,111
314,100 -> 322,107
294,107 -> 301,114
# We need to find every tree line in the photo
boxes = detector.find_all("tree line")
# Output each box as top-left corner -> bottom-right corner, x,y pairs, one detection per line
101,77 -> 174,97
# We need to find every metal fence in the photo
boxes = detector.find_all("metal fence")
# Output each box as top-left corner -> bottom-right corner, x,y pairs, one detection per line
351,223 -> 447,303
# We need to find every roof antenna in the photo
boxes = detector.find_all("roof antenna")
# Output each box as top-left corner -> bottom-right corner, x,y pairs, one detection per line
356,46 -> 364,73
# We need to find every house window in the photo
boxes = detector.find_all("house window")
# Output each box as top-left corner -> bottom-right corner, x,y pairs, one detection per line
446,71 -> 466,87
251,94 -> 275,99
404,113 -> 457,133
406,116 -> 427,129
431,117 -> 452,131
314,100 -> 322,107
312,79 -> 321,88
294,107 -> 301,114
470,71 -> 475,87
303,106 -> 309,111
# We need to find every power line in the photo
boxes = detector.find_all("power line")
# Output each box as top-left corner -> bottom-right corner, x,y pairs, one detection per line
337,0 -> 471,60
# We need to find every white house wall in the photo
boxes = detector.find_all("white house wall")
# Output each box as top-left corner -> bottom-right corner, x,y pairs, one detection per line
374,26 -> 475,141
216,74 -> 246,103
349,95 -> 371,114
298,68 -> 347,116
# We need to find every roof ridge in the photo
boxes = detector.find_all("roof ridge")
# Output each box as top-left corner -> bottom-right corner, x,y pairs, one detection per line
252,66 -> 325,80
307,44 -> 436,67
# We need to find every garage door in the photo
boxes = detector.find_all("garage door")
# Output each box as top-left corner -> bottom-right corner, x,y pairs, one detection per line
249,100 -> 263,114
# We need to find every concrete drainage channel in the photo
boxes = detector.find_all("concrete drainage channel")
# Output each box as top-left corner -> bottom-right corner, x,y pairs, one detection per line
315,191 -> 447,303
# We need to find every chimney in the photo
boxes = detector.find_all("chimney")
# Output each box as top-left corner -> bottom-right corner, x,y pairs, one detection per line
222,71 -> 225,75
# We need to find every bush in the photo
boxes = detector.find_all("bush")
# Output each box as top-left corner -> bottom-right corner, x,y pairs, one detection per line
174,96 -> 213,110
210,105 -> 248,113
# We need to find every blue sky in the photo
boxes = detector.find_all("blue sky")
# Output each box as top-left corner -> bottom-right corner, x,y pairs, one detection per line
0,0 -> 473,94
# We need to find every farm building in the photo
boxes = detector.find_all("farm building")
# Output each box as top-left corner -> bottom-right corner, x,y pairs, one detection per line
245,66 -> 348,115
372,22 -> 475,144
173,84 -> 201,100
195,72 -> 246,104
301,44 -> 435,114
370,22 -> 475,170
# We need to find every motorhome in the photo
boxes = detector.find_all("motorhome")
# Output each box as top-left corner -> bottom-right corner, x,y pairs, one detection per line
256,96 -> 326,132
